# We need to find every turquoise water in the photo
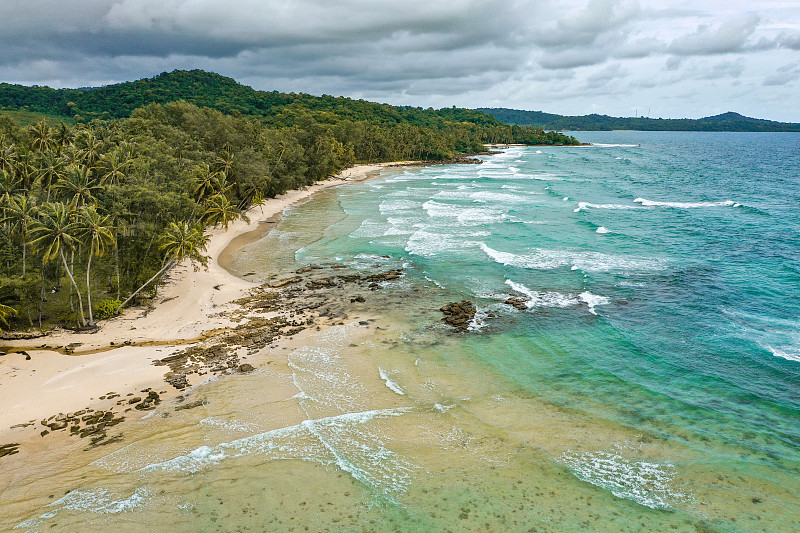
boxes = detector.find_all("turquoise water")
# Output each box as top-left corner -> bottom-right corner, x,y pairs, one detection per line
298,132 -> 800,465
8,132 -> 800,531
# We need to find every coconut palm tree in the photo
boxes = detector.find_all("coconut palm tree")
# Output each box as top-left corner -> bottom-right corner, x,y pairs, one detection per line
0,303 -> 16,330
35,153 -> 66,201
201,193 -> 244,229
29,202 -> 86,327
99,149 -> 130,187
0,169 -> 22,207
29,121 -> 54,152
55,165 -> 103,208
75,206 -> 116,325
116,221 -> 208,313
1,194 -> 37,275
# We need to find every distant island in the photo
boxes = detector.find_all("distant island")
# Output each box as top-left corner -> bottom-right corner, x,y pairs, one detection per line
477,108 -> 800,132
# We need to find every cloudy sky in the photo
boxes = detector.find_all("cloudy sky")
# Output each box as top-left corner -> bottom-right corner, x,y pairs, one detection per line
2,0 -> 800,121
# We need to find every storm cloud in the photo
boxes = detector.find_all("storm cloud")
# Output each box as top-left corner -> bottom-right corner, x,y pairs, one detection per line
1,0 -> 799,121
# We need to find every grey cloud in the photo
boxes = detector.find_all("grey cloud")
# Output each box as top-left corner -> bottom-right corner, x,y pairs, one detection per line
776,32 -> 800,50
763,62 -> 800,86
667,14 -> 760,55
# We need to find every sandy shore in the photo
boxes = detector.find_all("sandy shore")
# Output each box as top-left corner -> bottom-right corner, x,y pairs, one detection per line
0,162 -> 410,438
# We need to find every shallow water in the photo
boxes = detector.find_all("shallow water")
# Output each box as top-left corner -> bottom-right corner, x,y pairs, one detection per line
6,132 -> 800,532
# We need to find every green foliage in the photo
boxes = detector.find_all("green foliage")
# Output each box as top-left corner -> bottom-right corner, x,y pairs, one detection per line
95,299 -> 122,320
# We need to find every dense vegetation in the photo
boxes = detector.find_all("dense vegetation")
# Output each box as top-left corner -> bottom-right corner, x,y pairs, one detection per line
478,108 -> 800,132
0,71 -> 578,331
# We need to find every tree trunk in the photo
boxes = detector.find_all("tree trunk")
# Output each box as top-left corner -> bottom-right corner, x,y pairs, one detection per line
60,248 -> 86,327
115,258 -> 177,314
85,252 -> 94,325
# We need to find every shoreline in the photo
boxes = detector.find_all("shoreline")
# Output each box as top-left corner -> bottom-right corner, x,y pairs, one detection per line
0,161 -> 415,446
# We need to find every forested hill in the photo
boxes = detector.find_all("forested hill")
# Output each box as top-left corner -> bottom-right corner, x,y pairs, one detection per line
1,69 -> 497,130
478,108 -> 800,132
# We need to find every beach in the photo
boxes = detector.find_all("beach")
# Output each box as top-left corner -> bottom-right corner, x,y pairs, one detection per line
0,162 -> 410,460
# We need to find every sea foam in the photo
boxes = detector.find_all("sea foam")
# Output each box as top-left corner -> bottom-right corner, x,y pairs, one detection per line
634,198 -> 736,208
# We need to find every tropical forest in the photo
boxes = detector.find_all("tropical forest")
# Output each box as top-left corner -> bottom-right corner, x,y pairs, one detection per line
0,70 -> 578,331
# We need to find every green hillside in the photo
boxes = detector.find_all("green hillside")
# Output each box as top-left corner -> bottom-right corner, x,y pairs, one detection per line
478,107 -> 800,132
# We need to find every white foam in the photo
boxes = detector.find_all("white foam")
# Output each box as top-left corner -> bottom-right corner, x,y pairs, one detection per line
767,345 -> 800,363
483,243 -> 663,273
200,417 -> 260,433
579,292 -> 611,315
505,280 -> 579,309
596,226 -> 611,234
574,202 -> 643,213
561,450 -> 691,509
379,368 -> 406,395
634,198 -> 736,208
591,143 -> 639,148
16,488 -> 150,530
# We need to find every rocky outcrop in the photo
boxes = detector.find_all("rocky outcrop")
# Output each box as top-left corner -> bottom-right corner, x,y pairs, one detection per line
440,301 -> 477,332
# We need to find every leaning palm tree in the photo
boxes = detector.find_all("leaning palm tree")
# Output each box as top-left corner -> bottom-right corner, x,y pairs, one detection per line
192,163 -> 225,203
1,194 -> 37,275
29,202 -> 86,327
0,303 -> 16,330
75,206 -> 116,325
115,221 -> 209,314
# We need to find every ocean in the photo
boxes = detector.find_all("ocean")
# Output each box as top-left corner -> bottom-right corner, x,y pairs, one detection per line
7,131 -> 800,532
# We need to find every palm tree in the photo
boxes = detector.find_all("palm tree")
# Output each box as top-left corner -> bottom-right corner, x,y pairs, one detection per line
192,163 -> 225,203
0,169 -> 22,207
1,194 -> 37,275
74,130 -> 103,168
35,153 -> 66,201
55,165 -> 103,208
75,206 -> 116,325
99,150 -> 130,187
29,202 -> 86,327
29,121 -> 54,152
0,144 -> 17,173
201,193 -> 244,229
0,303 -> 16,330
54,123 -> 72,153
116,221 -> 208,313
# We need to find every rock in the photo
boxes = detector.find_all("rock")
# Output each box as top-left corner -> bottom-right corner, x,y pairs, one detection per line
296,265 -> 322,274
0,443 -> 21,458
238,363 -> 255,373
366,270 -> 403,283
306,278 -> 336,289
504,296 -> 530,311
440,301 -> 477,332
165,372 -> 188,390
128,397 -> 142,404
175,399 -> 205,411
351,296 -> 366,303
268,276 -> 302,288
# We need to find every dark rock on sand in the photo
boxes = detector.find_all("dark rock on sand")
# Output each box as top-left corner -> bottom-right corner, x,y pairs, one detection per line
268,276 -> 302,288
0,443 -> 21,458
440,301 -> 477,332
238,363 -> 255,373
351,296 -> 366,303
165,372 -> 189,390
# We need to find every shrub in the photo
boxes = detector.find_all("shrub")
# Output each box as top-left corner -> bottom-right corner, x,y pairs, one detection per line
95,299 -> 122,320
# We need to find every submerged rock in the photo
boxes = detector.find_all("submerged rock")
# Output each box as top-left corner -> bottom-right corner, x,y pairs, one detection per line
440,301 -> 477,332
